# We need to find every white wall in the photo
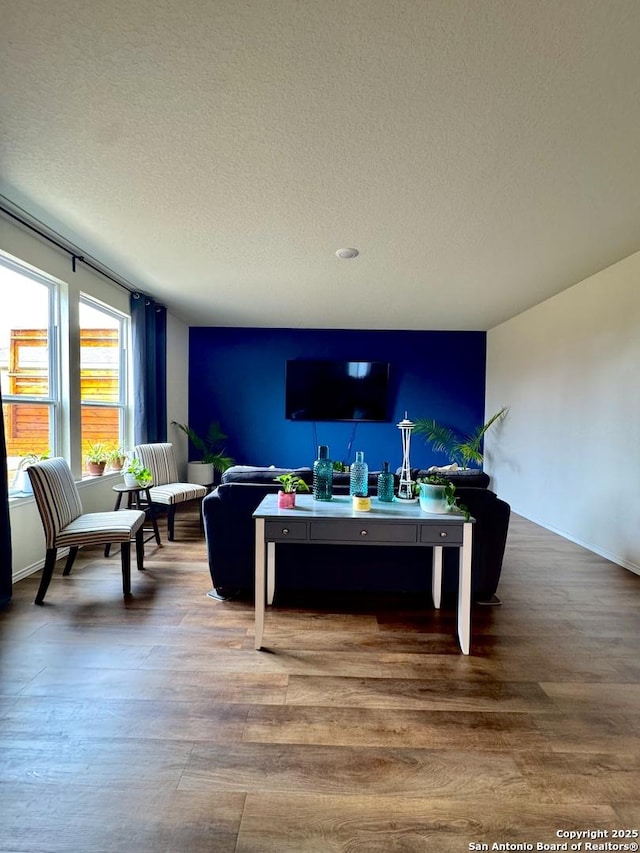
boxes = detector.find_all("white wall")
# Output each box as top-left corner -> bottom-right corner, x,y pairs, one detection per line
485,250 -> 640,574
166,312 -> 190,478
1,217 -> 189,579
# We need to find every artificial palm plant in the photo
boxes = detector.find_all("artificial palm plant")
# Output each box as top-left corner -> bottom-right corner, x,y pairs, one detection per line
414,407 -> 507,469
172,421 -> 234,474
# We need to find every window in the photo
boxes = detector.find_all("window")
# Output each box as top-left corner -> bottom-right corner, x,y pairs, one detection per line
79,297 -> 127,473
1,256 -> 59,490
1,254 -> 131,492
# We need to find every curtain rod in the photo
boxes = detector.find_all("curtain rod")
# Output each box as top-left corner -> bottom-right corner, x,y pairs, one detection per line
1,202 -> 138,296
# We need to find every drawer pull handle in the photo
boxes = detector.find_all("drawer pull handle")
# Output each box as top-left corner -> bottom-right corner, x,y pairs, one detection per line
440,531 -> 448,538
282,528 -> 289,535
360,530 -> 368,537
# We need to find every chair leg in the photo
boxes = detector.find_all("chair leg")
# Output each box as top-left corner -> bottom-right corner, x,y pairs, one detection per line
120,542 -> 132,596
106,491 -> 124,556
151,507 -> 162,545
135,527 -> 145,571
35,548 -> 58,605
63,546 -> 79,576
167,506 -> 176,541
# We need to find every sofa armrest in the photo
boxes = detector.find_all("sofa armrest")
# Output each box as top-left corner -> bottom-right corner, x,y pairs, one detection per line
203,483 -> 281,594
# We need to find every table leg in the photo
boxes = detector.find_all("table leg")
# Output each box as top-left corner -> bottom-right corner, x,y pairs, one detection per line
267,542 -> 276,605
142,488 -> 162,545
431,546 -> 443,609
255,518 -> 266,650
457,522 -> 473,655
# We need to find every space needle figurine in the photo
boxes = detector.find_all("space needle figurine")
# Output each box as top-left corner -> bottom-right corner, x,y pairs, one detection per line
396,412 -> 415,500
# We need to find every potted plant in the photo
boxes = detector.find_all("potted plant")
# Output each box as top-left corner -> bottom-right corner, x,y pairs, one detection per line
414,407 -> 508,470
172,421 -> 234,486
416,475 -> 470,519
124,458 -> 153,488
13,451 -> 50,494
85,442 -> 110,476
107,447 -> 126,471
274,472 -> 310,509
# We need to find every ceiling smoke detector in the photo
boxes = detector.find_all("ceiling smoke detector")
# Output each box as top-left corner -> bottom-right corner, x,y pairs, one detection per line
335,247 -> 359,259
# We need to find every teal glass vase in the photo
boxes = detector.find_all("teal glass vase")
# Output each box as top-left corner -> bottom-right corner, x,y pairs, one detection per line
377,461 -> 394,502
349,451 -> 369,497
313,445 -> 333,501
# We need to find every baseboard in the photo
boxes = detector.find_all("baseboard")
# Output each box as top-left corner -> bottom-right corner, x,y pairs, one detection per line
12,548 -> 71,584
512,511 -> 640,576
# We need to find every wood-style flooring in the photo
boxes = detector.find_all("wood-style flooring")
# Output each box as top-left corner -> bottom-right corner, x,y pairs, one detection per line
1,505 -> 639,852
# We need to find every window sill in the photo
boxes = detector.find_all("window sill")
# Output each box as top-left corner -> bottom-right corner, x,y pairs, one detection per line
79,471 -> 123,482
9,471 -> 123,502
9,491 -> 36,504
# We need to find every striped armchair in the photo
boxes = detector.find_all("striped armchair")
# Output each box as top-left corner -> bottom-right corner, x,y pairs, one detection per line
27,457 -> 146,605
132,443 -> 207,541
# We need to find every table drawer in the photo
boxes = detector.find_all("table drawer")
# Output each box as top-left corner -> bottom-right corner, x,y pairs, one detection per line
420,523 -> 463,545
310,521 -> 417,543
265,521 -> 308,541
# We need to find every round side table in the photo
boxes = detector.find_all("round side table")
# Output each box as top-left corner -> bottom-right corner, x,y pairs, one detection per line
104,483 -> 162,557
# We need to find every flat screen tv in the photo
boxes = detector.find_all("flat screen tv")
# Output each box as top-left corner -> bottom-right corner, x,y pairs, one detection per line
285,359 -> 391,422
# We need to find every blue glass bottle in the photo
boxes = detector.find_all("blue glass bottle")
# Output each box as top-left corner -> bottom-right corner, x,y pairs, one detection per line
377,461 -> 394,502
349,451 -> 369,497
313,445 -> 333,501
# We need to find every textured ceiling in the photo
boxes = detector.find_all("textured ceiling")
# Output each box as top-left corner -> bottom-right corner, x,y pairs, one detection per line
2,0 -> 640,330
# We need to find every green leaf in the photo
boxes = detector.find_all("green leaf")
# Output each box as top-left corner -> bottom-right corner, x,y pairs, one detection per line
172,420 -> 234,471
414,408 -> 508,469
274,473 -> 309,493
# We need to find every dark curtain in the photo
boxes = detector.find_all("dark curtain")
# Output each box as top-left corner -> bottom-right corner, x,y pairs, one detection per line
0,384 -> 13,608
131,293 -> 168,445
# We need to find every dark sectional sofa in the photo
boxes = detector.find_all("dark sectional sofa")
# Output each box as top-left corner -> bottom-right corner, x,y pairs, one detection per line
201,466 -> 510,604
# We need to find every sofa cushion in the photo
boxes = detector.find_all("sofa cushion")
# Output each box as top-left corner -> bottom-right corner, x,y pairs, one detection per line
331,471 -> 392,489
413,468 -> 490,489
222,466 -> 313,485
223,465 -> 397,490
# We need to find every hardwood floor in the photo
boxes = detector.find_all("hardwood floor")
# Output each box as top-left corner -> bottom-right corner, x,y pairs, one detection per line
2,506 -> 639,852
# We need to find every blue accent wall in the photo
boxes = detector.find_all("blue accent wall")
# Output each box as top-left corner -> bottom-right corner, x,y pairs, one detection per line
188,328 -> 486,471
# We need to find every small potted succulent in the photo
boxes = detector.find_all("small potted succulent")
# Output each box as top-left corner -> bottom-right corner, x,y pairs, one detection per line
274,472 -> 309,509
85,442 -> 110,476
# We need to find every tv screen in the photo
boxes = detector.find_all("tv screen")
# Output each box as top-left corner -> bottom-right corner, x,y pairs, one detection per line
285,360 -> 391,422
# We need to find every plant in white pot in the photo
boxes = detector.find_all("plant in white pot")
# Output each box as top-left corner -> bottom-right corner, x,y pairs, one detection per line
13,451 -> 50,494
416,475 -> 470,519
172,421 -> 234,486
124,458 -> 153,488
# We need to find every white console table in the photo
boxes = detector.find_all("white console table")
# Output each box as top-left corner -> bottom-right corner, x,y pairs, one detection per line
253,494 -> 474,654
